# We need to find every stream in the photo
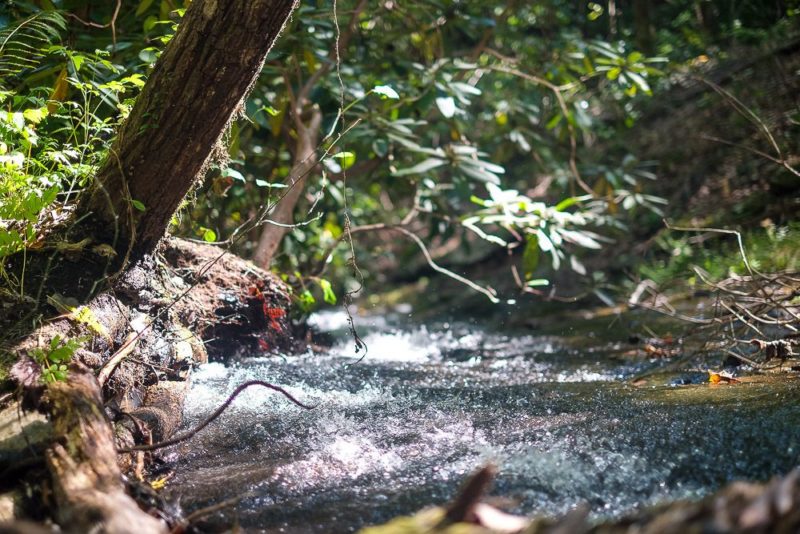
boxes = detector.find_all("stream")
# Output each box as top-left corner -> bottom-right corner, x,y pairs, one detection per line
165,309 -> 800,532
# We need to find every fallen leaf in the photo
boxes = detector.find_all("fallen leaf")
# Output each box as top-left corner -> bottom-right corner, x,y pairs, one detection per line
708,370 -> 740,384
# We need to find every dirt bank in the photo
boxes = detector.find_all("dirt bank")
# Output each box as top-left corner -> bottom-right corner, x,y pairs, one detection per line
0,237 -> 297,531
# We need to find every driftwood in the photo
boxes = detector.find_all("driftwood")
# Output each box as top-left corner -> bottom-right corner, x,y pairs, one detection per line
45,370 -> 165,533
362,466 -> 800,534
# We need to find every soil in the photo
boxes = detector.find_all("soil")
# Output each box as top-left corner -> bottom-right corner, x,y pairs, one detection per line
0,236 -> 297,531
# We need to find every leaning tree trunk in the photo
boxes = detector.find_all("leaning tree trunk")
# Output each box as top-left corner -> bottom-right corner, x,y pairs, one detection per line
12,0 -> 299,530
85,0 -> 299,261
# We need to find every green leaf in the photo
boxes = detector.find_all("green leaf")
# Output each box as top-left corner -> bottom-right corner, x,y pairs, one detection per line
435,96 -> 456,118
42,185 -> 60,206
593,288 -> 615,307
457,163 -> 500,184
201,228 -> 217,242
627,71 -> 651,95
469,159 -> 505,175
449,82 -> 481,96
372,85 -> 399,99
23,107 -> 47,124
570,255 -> 587,275
526,279 -> 549,287
318,279 -> 337,305
298,289 -> 315,310
331,151 -> 356,169
228,121 -> 240,158
469,195 -> 487,206
131,199 -> 146,212
522,234 -> 539,278
136,0 -> 156,16
606,67 -> 622,80
70,54 -> 85,72
139,47 -> 159,64
120,74 -> 146,88
48,346 -> 72,363
392,157 -> 447,176
0,12 -> 66,83
627,51 -> 644,63
255,179 -> 287,188
222,168 -> 245,181
545,113 -> 562,130
555,196 -> 580,212
560,229 -> 602,249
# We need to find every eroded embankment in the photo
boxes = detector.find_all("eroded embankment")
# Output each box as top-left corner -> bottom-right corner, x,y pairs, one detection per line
0,237 -> 296,532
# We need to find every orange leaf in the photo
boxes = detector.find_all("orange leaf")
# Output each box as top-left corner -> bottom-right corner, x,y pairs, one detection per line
47,67 -> 69,113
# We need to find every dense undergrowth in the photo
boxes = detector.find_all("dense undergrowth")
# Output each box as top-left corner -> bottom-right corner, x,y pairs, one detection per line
641,222 -> 800,287
1,1 -> 798,383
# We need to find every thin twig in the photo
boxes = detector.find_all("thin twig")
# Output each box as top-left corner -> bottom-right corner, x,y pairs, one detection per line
97,329 -> 141,385
177,495 -> 245,530
393,227 -> 499,303
699,134 -> 800,178
487,63 -> 594,196
66,0 -> 122,46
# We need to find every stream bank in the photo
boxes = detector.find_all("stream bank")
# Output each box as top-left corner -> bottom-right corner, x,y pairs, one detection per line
0,237 -> 296,531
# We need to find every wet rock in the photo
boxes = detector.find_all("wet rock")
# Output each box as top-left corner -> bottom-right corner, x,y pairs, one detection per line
0,401 -> 51,468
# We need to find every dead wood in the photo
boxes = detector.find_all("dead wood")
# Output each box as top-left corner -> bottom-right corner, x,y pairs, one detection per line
119,379 -> 314,453
2,238 -> 295,530
45,369 -> 165,533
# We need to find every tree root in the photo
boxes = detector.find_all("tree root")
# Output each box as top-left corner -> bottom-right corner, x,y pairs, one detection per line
119,379 -> 314,453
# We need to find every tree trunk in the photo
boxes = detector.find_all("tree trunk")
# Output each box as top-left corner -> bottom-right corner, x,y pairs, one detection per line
695,0 -> 720,40
633,0 -> 655,54
251,0 -> 367,269
253,108 -> 322,268
85,0 -> 298,261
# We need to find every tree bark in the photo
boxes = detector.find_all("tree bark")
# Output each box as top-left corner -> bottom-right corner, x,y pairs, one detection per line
46,370 -> 166,533
633,0 -> 655,54
86,0 -> 298,261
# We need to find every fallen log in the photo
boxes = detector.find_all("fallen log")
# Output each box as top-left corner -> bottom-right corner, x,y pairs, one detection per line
360,465 -> 800,534
45,369 -> 166,533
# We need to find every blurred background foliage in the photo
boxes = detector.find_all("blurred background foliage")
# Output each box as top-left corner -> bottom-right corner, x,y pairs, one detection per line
1,0 -> 798,309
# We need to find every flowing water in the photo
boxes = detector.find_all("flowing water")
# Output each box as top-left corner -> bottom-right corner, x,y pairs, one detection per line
166,310 -> 800,532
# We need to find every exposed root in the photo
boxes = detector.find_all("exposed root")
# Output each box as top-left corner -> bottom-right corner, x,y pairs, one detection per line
2,238 -> 296,530
119,379 -> 314,453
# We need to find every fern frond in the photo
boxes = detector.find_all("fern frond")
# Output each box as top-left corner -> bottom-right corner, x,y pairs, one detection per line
0,11 -> 66,88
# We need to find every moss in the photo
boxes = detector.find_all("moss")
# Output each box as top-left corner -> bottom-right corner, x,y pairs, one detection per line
0,351 -> 15,383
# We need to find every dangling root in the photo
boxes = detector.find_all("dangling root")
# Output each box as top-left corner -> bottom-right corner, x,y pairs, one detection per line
118,380 -> 315,453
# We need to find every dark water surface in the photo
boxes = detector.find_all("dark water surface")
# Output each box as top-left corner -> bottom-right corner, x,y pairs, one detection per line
166,311 -> 800,533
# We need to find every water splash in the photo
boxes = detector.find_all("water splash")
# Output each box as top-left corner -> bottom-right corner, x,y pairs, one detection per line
168,311 -> 800,532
